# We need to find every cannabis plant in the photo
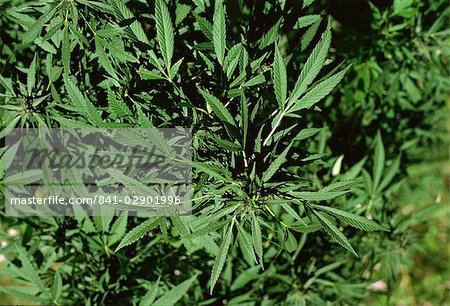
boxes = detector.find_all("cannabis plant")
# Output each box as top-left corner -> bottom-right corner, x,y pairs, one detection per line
0,0 -> 447,305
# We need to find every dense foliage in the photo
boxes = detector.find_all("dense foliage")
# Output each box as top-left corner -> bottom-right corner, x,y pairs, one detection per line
0,0 -> 448,305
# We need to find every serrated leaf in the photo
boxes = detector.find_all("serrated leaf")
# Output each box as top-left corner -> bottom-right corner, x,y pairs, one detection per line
139,68 -> 166,80
313,211 -> 358,257
293,127 -> 322,141
16,246 -> 46,292
196,15 -> 213,40
50,270 -> 62,301
303,0 -> 315,9
213,0 -> 226,65
23,4 -> 59,44
259,18 -> 282,49
262,143 -> 292,182
27,54 -> 37,96
153,275 -> 197,306
62,24 -> 70,76
112,0 -> 149,44
243,74 -> 265,87
155,0 -> 175,69
198,88 -> 236,126
294,15 -> 321,29
373,132 -> 385,191
289,65 -> 350,113
115,217 -> 160,251
193,161 -> 232,182
273,43 -> 287,110
224,44 -> 241,77
251,212 -> 263,266
289,21 -> 330,106
311,204 -> 388,231
210,136 -> 242,152
378,156 -> 400,192
108,90 -> 132,117
210,221 -> 234,294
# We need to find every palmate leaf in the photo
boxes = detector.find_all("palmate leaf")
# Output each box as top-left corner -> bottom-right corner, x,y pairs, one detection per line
115,217 -> 160,251
213,0 -> 226,66
198,87 -> 236,126
210,220 -> 234,294
313,211 -> 358,257
155,0 -> 175,69
153,275 -> 197,306
272,43 -> 287,110
311,204 -> 388,231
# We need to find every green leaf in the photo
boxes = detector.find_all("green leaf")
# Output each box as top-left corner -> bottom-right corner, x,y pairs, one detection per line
293,127 -> 322,141
213,0 -> 226,65
210,221 -> 234,294
289,65 -> 351,113
294,15 -> 321,29
50,270 -> 63,302
243,74 -> 266,87
115,217 -> 160,251
16,246 -> 47,292
262,143 -> 292,182
108,90 -> 132,118
373,132 -> 385,191
196,15 -> 213,41
62,24 -> 70,76
378,156 -> 400,192
272,43 -> 287,110
112,0 -> 149,44
224,44 -> 241,77
27,54 -> 37,96
251,212 -> 263,266
303,0 -> 315,9
311,204 -> 388,231
198,87 -> 236,126
153,275 -> 197,306
64,76 -> 102,125
23,4 -> 59,44
293,190 -> 349,201
313,211 -> 358,257
209,136 -> 242,152
259,18 -> 282,49
288,21 -> 330,105
139,68 -> 166,80
193,161 -> 232,182
155,0 -> 175,69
